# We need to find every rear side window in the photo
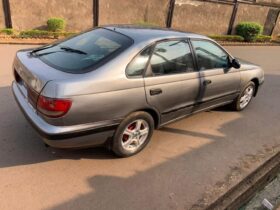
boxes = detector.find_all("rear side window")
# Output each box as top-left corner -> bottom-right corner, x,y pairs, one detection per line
126,47 -> 152,77
191,40 -> 229,70
150,40 -> 195,75
35,28 -> 133,73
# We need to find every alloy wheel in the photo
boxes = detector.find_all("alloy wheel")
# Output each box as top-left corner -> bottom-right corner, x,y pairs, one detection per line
121,119 -> 150,152
240,85 -> 254,109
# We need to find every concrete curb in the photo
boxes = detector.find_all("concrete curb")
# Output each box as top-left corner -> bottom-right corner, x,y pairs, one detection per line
205,151 -> 280,210
0,38 -> 55,45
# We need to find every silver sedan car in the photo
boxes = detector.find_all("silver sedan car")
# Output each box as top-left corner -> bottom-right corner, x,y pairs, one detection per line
12,25 -> 264,157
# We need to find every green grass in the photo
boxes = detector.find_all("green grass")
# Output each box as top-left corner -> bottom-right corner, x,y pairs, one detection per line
0,28 -> 15,35
208,35 -> 244,42
255,35 -> 271,42
18,30 -> 76,39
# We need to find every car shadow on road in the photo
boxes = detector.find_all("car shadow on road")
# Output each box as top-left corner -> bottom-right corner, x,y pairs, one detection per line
45,74 -> 280,210
45,70 -> 280,209
0,74 -> 279,209
0,80 -> 229,168
159,127 -> 225,140
0,74 -> 277,167
0,86 -> 116,167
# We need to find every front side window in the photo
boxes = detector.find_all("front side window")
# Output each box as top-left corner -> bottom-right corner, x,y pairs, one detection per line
35,28 -> 133,73
126,47 -> 152,77
150,40 -> 195,75
191,40 -> 229,70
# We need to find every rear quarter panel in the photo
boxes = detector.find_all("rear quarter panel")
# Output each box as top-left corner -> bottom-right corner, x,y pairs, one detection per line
40,43 -> 152,126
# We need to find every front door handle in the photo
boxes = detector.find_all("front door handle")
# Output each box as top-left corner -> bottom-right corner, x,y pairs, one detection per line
203,80 -> 212,86
150,88 -> 162,95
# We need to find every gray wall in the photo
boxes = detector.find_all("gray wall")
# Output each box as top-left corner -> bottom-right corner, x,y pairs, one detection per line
257,0 -> 280,6
99,0 -> 169,27
233,3 -> 270,33
272,13 -> 280,37
9,0 -> 94,31
0,1 -> 5,28
172,0 -> 233,35
1,0 -> 280,36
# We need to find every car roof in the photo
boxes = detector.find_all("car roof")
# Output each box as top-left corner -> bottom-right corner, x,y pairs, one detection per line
103,25 -> 210,44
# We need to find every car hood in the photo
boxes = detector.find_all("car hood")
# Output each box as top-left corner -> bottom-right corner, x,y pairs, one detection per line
237,58 -> 260,70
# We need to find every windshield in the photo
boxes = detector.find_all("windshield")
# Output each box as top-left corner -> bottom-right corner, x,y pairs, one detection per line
35,28 -> 133,73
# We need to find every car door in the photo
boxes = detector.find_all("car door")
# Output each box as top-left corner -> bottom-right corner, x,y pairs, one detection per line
144,39 -> 200,124
190,39 -> 241,110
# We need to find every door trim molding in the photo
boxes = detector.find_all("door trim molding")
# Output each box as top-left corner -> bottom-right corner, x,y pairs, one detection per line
161,91 -> 239,116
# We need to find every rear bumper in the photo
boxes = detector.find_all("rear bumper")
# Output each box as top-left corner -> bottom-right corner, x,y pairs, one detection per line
12,81 -> 119,148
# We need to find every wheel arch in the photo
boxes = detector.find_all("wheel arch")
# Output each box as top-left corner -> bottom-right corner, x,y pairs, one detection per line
138,108 -> 161,129
251,78 -> 259,97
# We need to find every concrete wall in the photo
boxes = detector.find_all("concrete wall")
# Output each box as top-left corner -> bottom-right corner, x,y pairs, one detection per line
99,0 -> 169,27
1,0 -> 280,36
233,3 -> 270,33
172,0 -> 233,35
0,1 -> 5,28
9,0 -> 93,31
272,14 -> 280,36
257,0 -> 280,6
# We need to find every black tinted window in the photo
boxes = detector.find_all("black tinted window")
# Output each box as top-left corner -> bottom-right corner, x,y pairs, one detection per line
150,40 -> 194,75
126,47 -> 152,77
36,28 -> 133,73
191,40 -> 229,70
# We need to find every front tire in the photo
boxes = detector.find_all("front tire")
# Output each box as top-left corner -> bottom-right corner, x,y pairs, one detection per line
112,111 -> 154,157
232,81 -> 255,111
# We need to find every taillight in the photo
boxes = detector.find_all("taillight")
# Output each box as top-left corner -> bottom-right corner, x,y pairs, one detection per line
14,69 -> 21,83
37,95 -> 72,118
27,86 -> 39,108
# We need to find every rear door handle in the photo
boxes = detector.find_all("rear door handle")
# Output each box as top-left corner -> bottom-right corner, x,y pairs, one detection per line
203,80 -> 212,86
150,88 -> 162,95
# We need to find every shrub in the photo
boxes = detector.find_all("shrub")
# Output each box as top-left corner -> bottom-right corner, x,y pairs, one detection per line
208,35 -> 244,42
57,32 -> 76,37
0,28 -> 15,35
51,31 -> 76,39
256,35 -> 271,42
19,30 -> 52,38
18,30 -> 76,39
236,22 -> 263,42
47,18 -> 66,32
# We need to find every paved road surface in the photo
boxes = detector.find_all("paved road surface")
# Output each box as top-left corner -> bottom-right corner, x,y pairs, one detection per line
0,45 -> 279,210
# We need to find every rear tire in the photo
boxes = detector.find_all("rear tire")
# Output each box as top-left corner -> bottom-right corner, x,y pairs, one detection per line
112,111 -> 154,157
231,82 -> 255,111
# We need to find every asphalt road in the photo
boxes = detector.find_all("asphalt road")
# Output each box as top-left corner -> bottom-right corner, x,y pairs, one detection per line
0,45 -> 279,210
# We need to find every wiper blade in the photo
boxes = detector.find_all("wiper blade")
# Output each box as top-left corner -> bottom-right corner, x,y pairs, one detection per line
30,44 -> 56,54
35,51 -> 59,57
60,46 -> 87,55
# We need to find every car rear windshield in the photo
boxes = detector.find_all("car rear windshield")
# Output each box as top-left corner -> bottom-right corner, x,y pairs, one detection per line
34,28 -> 133,73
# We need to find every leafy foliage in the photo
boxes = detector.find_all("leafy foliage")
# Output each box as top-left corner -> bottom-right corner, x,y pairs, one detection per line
256,35 -> 271,42
47,18 -> 66,32
208,35 -> 244,42
236,22 -> 263,42
19,30 -> 76,38
0,28 -> 15,35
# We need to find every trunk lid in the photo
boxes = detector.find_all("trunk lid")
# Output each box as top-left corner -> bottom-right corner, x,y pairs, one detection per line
13,49 -> 74,107
14,49 -> 73,93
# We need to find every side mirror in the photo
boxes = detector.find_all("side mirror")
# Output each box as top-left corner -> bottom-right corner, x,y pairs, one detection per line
231,58 -> 241,69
